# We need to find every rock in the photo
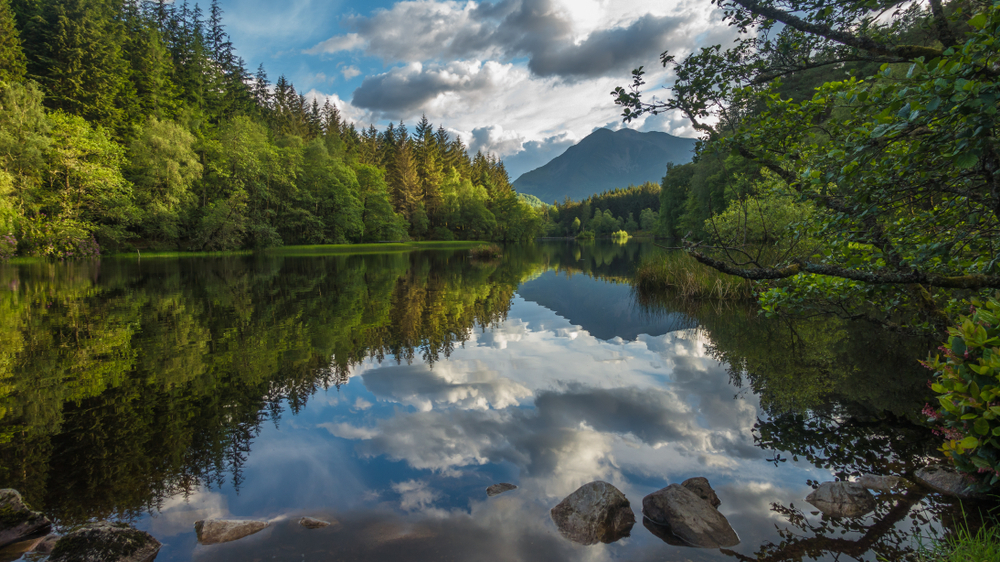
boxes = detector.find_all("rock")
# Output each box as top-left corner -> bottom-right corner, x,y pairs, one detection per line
0,535 -> 47,558
914,465 -> 984,499
298,517 -> 330,529
806,482 -> 876,518
194,519 -> 269,545
681,477 -> 721,508
48,522 -> 160,562
486,483 -> 517,497
858,474 -> 906,492
34,533 -> 60,554
0,489 -> 52,548
550,481 -> 635,545
642,484 -> 739,548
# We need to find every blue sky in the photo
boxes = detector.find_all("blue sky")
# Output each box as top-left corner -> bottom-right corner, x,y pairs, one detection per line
215,0 -> 735,179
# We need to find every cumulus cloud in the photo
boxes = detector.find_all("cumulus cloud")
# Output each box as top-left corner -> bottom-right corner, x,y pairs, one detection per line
341,65 -> 361,80
309,1 -> 705,81
352,60 -> 520,116
468,125 -> 525,158
362,362 -> 532,411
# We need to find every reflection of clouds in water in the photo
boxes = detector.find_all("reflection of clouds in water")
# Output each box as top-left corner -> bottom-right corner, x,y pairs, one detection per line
147,488 -> 228,537
392,480 -> 442,512
362,362 -> 532,412
344,379 -> 764,498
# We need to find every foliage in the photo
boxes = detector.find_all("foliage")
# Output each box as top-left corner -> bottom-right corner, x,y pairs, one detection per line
469,243 -> 503,260
0,1 -> 542,258
917,521 -> 1000,562
615,0 -> 1000,333
0,0 -> 26,83
633,251 -> 756,300
924,297 -> 1000,484
0,233 -> 13,260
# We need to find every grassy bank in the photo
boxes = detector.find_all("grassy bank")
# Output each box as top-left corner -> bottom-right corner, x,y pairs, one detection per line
633,251 -> 756,300
102,241 -> 487,259
917,522 -> 1000,562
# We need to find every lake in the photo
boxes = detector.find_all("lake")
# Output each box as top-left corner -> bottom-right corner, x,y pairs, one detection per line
0,241 -> 978,561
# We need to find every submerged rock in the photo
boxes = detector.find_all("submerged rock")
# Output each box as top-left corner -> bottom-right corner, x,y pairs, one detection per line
298,517 -> 331,529
642,484 -> 739,548
0,489 -> 52,548
550,481 -> 635,545
914,465 -> 983,499
194,519 -> 269,545
486,483 -> 518,497
858,474 -> 907,493
806,482 -> 876,518
48,522 -> 160,562
681,477 -> 721,508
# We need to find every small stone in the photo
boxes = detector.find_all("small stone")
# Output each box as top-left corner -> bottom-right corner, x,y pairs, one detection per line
858,474 -> 906,492
49,522 -> 160,562
681,477 -> 721,508
914,465 -> 984,499
806,482 -> 876,518
194,519 -> 269,545
486,483 -> 517,497
642,484 -> 739,548
550,481 -> 635,545
0,489 -> 52,548
298,517 -> 330,529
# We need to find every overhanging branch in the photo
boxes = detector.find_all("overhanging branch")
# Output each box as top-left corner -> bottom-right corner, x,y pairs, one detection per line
688,250 -> 1000,289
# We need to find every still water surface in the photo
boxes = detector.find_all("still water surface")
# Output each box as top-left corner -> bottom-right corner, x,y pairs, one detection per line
0,242 -> 969,561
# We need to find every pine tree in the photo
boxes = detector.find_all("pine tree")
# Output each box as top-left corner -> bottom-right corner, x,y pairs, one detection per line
0,0 -> 26,82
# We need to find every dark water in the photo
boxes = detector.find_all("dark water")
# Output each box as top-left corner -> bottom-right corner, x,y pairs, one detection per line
0,241 -> 979,561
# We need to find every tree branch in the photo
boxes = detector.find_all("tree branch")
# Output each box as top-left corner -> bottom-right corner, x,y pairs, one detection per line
689,249 -> 1000,289
729,0 -> 944,58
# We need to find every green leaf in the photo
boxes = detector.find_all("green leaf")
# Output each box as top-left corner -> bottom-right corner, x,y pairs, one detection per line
960,436 -> 980,449
969,13 -> 988,29
974,418 -> 990,435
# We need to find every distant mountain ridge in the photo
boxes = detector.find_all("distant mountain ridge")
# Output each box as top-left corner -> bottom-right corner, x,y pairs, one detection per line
512,128 -> 697,204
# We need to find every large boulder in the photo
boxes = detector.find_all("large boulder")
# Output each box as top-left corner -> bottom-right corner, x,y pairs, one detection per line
0,489 -> 52,548
642,484 -> 739,548
486,483 -> 518,497
298,517 -> 331,529
914,465 -> 984,500
194,519 -> 269,545
805,482 -> 876,518
550,481 -> 635,545
48,522 -> 160,562
681,477 -> 721,508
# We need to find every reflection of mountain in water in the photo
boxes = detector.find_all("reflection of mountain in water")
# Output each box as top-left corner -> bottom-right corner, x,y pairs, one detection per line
516,271 -> 694,341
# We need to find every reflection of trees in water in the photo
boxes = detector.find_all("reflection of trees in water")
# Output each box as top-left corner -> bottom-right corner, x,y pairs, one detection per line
0,249 -> 524,525
635,285 -> 998,561
722,489 -> 938,562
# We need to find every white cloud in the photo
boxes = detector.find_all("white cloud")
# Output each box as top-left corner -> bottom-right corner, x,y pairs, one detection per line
341,65 -> 361,80
304,32 -> 366,55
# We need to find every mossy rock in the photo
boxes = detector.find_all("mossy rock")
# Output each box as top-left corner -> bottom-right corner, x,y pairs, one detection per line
0,489 -> 52,548
49,522 -> 160,562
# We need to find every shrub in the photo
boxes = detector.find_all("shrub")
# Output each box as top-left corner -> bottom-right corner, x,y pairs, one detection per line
924,297 -> 1000,485
0,233 -> 14,260
469,243 -> 502,260
19,215 -> 101,259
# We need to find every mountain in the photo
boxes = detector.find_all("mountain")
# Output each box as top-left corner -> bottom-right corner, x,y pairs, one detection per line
512,128 -> 697,204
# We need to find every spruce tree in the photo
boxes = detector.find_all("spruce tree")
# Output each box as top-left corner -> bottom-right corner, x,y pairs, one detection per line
0,0 -> 27,82
28,0 -> 131,134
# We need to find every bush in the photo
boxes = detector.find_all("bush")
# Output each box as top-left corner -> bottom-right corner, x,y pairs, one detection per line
20,215 -> 101,259
924,297 -> 1000,485
469,243 -> 502,260
0,233 -> 14,260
